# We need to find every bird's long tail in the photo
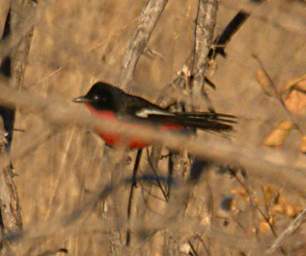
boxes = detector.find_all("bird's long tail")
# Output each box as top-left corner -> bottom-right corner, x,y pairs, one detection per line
148,112 -> 237,132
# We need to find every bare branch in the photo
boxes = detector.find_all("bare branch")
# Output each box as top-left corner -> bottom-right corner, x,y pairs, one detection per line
119,0 -> 168,89
0,0 -> 11,38
0,1 -> 37,253
0,117 -> 22,234
0,2 -> 38,61
191,0 -> 219,110
266,208 -> 306,254
0,81 -> 305,195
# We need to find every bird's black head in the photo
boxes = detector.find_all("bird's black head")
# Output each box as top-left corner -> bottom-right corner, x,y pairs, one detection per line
73,81 -> 120,111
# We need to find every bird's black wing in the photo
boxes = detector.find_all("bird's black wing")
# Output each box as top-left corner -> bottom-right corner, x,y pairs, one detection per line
174,112 -> 237,124
123,93 -> 174,118
146,112 -> 236,132
121,92 -> 236,132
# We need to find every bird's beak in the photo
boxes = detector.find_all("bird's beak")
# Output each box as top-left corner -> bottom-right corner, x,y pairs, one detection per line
72,96 -> 92,103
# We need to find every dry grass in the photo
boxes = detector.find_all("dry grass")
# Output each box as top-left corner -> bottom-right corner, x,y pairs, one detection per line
0,0 -> 306,255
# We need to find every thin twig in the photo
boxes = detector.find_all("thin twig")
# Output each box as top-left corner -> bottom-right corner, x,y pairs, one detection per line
188,240 -> 199,256
230,169 -> 287,255
266,208 -> 306,254
3,174 -> 172,243
253,54 -> 304,135
147,147 -> 169,201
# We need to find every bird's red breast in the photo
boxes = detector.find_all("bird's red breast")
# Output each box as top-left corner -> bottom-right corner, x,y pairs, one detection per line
84,103 -> 182,149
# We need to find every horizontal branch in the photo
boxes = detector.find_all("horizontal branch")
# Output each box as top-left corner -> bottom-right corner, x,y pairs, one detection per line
0,79 -> 305,195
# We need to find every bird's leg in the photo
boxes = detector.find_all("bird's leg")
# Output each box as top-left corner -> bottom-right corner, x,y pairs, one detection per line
126,148 -> 143,246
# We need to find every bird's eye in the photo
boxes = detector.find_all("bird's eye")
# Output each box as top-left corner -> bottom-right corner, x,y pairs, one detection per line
93,95 -> 100,101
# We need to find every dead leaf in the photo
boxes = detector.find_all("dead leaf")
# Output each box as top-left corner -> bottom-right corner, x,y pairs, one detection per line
262,185 -> 276,205
259,221 -> 270,233
271,204 -> 285,215
255,68 -> 274,96
271,196 -> 302,218
284,79 -> 306,115
263,120 -> 294,146
285,204 -> 297,218
283,73 -> 306,92
300,135 -> 306,153
231,187 -> 248,198
259,217 -> 274,234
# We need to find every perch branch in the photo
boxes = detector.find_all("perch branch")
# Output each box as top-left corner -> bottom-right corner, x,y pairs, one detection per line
0,81 -> 305,195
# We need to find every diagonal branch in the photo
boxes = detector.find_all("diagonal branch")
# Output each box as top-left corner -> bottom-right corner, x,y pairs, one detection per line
266,208 -> 306,254
0,0 -> 11,38
0,80 -> 306,195
119,0 -> 168,89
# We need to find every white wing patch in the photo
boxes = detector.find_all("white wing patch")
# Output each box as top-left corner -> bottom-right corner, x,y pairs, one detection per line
135,108 -> 174,118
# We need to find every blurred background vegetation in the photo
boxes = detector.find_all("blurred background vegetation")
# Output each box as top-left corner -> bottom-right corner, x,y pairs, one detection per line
0,0 -> 305,255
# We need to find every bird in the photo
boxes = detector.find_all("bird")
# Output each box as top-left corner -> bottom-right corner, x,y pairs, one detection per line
73,81 -> 236,149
